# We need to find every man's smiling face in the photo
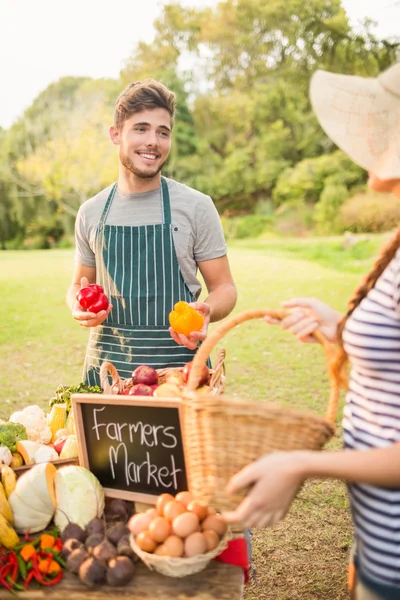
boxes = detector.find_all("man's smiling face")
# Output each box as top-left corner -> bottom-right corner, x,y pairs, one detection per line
115,108 -> 172,180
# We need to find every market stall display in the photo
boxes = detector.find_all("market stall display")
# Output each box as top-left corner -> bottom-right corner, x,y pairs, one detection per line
129,491 -> 229,577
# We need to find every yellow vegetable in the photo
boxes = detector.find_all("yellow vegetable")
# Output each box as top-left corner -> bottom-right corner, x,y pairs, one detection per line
0,482 -> 13,524
47,404 -> 67,441
0,512 -> 19,548
0,465 -> 17,498
65,408 -> 76,435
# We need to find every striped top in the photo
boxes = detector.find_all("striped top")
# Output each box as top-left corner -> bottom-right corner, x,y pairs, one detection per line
343,249 -> 400,590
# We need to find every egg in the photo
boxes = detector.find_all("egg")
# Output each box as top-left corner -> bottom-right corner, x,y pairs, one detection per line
135,530 -> 157,553
128,512 -> 153,536
201,514 -> 227,537
146,507 -> 159,520
187,500 -> 208,522
184,532 -> 208,557
172,511 -> 200,538
161,535 -> 184,557
156,493 -> 175,515
163,500 -> 187,522
203,529 -> 220,551
175,490 -> 194,507
148,516 -> 171,543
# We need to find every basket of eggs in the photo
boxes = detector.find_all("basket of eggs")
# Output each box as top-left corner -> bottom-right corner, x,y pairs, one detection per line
181,308 -> 340,512
128,491 -> 229,577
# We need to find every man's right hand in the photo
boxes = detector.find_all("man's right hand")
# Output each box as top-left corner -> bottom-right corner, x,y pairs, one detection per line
72,277 -> 112,328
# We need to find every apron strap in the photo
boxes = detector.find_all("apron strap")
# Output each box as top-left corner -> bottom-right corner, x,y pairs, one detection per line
161,177 -> 171,225
99,183 -> 118,230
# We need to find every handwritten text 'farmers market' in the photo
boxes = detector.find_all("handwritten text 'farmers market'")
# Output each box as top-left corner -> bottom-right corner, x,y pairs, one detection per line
91,407 -> 182,489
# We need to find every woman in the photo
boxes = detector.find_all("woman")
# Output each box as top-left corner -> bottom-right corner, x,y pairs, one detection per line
223,62 -> 400,600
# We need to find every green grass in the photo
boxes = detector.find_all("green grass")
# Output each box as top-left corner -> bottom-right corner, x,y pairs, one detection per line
230,233 -> 386,273
0,238 -> 379,599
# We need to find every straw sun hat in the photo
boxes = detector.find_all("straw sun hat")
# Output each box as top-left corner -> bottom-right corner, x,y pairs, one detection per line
309,62 -> 400,180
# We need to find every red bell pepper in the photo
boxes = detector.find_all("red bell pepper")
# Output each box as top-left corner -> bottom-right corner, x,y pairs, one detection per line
76,284 -> 109,313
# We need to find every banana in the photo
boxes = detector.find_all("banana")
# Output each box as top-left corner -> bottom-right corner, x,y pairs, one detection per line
0,482 -> 13,524
0,465 -> 17,498
0,512 -> 19,548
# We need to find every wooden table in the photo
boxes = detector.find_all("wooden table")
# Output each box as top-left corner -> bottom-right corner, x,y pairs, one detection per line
0,561 -> 244,600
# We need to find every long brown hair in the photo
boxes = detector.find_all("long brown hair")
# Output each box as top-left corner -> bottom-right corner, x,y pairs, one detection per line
332,227 -> 400,388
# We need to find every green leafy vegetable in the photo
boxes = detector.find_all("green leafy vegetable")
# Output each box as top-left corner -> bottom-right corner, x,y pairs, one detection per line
49,383 -> 102,412
0,423 -> 28,452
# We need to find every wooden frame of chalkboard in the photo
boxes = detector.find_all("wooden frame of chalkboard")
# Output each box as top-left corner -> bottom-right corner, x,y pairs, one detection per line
71,393 -> 189,505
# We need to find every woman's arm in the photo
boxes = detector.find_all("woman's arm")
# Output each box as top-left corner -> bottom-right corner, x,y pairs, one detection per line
223,443 -> 400,528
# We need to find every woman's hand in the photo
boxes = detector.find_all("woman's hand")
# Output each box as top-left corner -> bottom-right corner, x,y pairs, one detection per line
222,452 -> 307,528
265,298 -> 342,343
72,277 -> 112,328
169,301 -> 211,350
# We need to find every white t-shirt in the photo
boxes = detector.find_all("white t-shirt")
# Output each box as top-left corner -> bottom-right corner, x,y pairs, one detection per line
74,177 -> 227,298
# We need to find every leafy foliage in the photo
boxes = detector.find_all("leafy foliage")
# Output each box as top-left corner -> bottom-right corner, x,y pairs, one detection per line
340,192 -> 400,233
0,0 -> 399,246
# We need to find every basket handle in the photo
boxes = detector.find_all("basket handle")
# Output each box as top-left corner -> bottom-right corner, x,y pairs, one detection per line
185,308 -> 340,423
100,361 -> 123,395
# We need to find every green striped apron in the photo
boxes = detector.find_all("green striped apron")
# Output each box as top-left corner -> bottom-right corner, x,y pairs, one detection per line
83,177 -> 202,387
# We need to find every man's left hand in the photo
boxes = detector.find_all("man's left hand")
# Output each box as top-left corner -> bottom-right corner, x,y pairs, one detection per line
169,301 -> 211,350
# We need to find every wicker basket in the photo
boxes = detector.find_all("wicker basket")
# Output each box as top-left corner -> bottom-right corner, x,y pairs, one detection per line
181,308 -> 339,512
99,349 -> 226,396
130,532 -> 229,577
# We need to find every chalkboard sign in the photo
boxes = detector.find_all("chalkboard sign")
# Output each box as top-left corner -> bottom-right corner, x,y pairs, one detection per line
71,394 -> 188,504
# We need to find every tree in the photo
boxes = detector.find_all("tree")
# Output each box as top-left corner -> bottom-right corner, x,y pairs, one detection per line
12,78 -> 120,221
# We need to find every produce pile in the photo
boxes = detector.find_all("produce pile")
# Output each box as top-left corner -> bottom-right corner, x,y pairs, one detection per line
0,402 -> 78,472
60,498 -> 138,588
107,360 -> 211,397
0,529 -> 65,592
0,456 -> 228,592
129,491 -> 227,557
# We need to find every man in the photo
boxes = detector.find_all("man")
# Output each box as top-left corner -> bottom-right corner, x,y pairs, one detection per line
67,79 -> 237,387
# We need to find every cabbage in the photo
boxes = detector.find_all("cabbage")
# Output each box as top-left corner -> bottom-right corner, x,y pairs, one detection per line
54,465 -> 105,531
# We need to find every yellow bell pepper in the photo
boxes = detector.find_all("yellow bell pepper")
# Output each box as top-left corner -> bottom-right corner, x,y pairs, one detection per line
169,302 -> 204,337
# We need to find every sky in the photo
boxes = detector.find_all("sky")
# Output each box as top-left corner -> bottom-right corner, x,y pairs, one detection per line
0,0 -> 399,130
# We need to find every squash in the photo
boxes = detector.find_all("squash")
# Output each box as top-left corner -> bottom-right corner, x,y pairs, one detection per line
54,465 -> 104,532
16,440 -> 59,465
8,462 -> 57,533
0,513 -> 19,549
0,482 -> 13,524
15,440 -> 42,465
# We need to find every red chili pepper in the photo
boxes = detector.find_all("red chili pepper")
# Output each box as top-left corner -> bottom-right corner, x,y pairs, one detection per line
32,552 -> 60,586
10,560 -> 18,583
0,564 -> 13,591
53,538 -> 62,551
24,569 -> 35,589
24,530 -> 33,542
76,284 -> 109,313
